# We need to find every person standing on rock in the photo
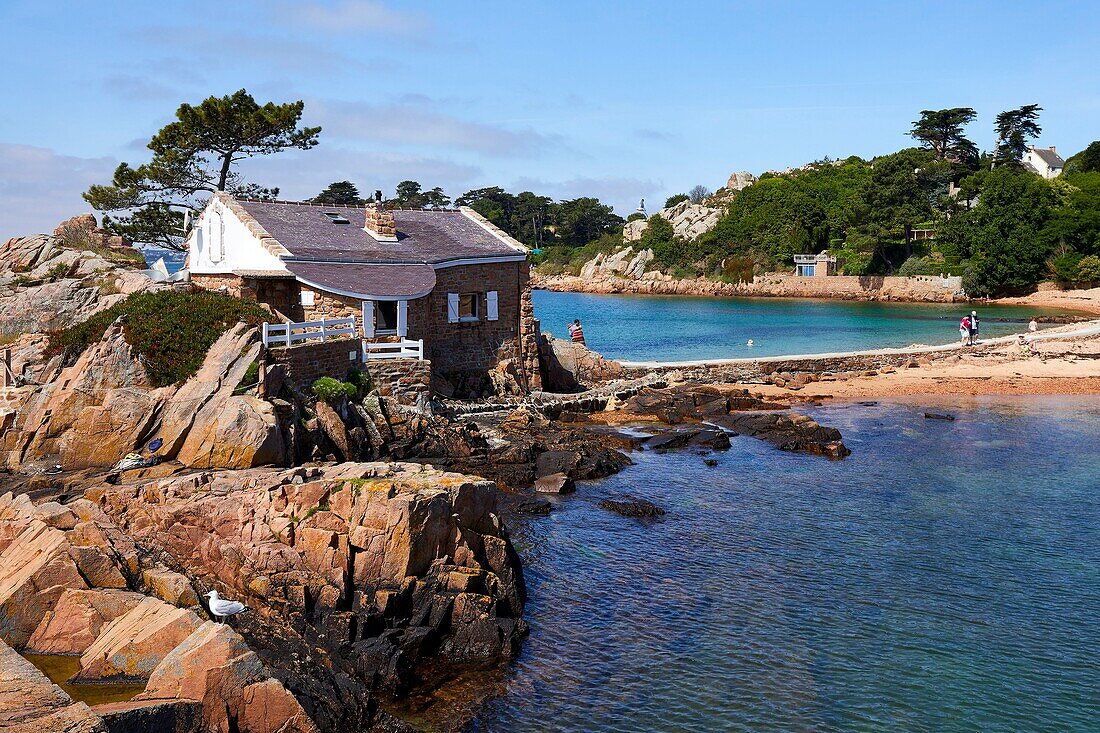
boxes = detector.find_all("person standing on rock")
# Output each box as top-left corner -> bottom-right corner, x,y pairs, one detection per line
568,319 -> 586,346
960,314 -> 972,346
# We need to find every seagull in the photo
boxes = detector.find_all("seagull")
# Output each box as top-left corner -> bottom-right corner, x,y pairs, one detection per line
205,590 -> 248,623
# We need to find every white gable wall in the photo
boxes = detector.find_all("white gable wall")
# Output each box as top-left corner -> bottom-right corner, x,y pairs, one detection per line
187,197 -> 288,274
1022,148 -> 1062,180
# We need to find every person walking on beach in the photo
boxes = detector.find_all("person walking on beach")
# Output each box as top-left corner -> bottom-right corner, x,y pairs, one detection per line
960,314 -> 972,346
969,310 -> 980,343
568,319 -> 586,346
1029,318 -> 1038,333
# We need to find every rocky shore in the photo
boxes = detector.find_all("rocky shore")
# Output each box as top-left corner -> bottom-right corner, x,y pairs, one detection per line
534,268 -> 969,303
0,221 -> 883,732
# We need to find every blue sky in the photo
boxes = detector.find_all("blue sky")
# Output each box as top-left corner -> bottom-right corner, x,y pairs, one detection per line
2,0 -> 1098,240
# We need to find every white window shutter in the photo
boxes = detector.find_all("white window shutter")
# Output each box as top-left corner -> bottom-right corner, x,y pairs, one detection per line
362,301 -> 375,337
486,291 -> 499,321
397,300 -> 408,337
447,293 -> 459,323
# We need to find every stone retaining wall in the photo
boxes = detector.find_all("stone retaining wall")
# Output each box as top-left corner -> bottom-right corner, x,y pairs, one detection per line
267,338 -> 361,386
367,358 -> 431,405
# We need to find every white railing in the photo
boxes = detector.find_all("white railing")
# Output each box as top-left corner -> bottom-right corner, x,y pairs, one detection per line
363,338 -> 424,361
262,317 -> 357,347
793,254 -> 817,264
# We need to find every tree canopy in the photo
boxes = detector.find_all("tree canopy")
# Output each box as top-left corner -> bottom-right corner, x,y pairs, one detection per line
85,89 -> 320,248
994,104 -> 1042,165
909,108 -> 978,164
312,181 -> 364,205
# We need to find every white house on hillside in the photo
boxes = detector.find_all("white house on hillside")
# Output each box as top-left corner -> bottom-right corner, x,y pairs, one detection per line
1022,146 -> 1064,179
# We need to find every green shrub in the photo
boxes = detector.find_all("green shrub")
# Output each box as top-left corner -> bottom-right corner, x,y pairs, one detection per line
897,255 -> 935,276
312,376 -> 357,404
664,194 -> 689,208
626,212 -> 646,222
346,367 -> 373,394
46,262 -> 71,281
49,289 -> 270,387
1047,249 -> 1082,282
1076,254 -> 1100,282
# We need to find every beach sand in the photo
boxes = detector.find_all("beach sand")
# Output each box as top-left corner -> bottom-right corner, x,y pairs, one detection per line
747,327 -> 1100,399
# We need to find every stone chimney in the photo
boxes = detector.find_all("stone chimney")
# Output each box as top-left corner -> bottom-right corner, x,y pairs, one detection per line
364,189 -> 397,242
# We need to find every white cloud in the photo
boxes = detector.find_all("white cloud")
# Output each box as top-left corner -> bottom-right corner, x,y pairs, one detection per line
278,0 -> 431,36
0,143 -> 117,241
316,99 -> 554,157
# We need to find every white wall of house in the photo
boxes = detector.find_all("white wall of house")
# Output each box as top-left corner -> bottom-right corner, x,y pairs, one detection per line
187,198 -> 288,274
1022,148 -> 1063,180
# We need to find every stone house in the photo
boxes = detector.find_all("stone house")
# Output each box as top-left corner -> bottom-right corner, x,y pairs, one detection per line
186,192 -> 541,395
1022,146 -> 1065,179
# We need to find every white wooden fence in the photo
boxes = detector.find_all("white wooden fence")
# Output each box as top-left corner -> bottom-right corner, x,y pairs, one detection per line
362,338 -> 424,361
262,317 -> 357,347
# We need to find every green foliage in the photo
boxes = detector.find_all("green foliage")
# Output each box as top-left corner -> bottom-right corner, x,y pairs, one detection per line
456,187 -> 622,249
942,167 -> 1059,296
84,89 -> 320,248
909,108 -> 979,165
1047,248 -> 1081,282
1066,141 -> 1100,173
664,194 -> 689,208
345,367 -> 373,394
49,290 -> 270,387
312,376 -> 357,404
1076,254 -> 1100,282
897,255 -> 935,276
391,180 -> 451,208
626,212 -> 646,222
994,104 -> 1042,166
532,233 -> 623,275
312,181 -> 363,205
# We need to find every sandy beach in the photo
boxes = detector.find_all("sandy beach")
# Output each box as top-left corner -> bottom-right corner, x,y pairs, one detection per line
747,324 -> 1100,400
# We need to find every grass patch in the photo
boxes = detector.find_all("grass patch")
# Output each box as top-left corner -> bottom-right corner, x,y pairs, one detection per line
313,376 -> 358,404
48,289 -> 270,386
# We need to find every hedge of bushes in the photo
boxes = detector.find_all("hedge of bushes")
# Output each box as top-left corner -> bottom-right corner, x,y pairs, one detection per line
49,289 -> 270,386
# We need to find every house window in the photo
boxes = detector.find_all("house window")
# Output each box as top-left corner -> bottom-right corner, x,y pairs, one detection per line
459,293 -> 479,319
375,301 -> 398,333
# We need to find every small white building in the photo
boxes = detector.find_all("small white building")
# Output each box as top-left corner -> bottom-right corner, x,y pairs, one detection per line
1022,146 -> 1064,179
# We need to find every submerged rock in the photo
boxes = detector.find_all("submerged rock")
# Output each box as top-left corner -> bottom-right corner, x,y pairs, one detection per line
598,496 -> 666,518
712,413 -> 851,458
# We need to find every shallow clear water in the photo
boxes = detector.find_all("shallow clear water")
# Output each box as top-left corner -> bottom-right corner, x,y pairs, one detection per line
533,291 -> 1082,362
469,398 -> 1100,733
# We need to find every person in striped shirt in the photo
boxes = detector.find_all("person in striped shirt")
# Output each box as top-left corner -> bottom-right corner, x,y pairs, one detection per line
567,319 -> 586,345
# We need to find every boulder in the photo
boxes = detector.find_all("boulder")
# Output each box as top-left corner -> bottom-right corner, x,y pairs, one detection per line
92,699 -> 202,733
0,519 -> 88,648
533,472 -> 576,494
598,496 -> 666,518
143,568 -> 200,608
26,588 -> 145,655
175,395 -> 285,469
76,597 -> 204,681
0,639 -> 107,733
139,621 -> 318,733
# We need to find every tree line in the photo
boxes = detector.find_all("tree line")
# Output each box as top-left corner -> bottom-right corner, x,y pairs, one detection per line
82,90 -> 1100,296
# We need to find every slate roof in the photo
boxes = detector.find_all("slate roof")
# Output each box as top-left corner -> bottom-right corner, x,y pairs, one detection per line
234,199 -> 525,264
284,261 -> 437,299
1030,147 -> 1065,168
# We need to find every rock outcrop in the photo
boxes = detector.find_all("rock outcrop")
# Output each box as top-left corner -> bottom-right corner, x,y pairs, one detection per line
578,246 -> 654,279
0,322 -> 286,471
86,461 -> 526,730
0,220 -> 152,340
623,196 -> 731,244
0,639 -> 107,733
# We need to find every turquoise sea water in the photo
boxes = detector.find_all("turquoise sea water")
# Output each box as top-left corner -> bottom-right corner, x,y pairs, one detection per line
469,398 -> 1100,733
533,291 -> 1084,362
